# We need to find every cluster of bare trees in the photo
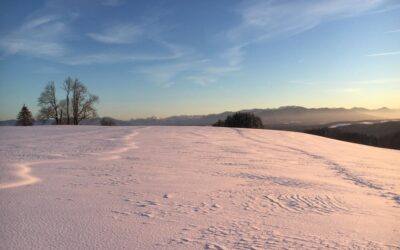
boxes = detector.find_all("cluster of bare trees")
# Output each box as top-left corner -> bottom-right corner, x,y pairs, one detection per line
38,77 -> 99,125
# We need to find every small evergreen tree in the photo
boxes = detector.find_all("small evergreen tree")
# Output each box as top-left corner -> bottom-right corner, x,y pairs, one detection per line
16,105 -> 34,126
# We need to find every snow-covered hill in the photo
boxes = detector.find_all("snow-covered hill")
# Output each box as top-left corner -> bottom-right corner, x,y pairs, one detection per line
0,126 -> 399,249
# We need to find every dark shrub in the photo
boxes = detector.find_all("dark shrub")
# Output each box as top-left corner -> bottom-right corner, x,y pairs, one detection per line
213,112 -> 263,128
100,117 -> 116,126
213,119 -> 225,127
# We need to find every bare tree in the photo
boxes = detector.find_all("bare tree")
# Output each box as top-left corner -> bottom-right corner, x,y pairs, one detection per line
62,77 -> 74,124
38,81 -> 60,124
37,78 -> 99,125
71,79 -> 99,125
58,99 -> 68,124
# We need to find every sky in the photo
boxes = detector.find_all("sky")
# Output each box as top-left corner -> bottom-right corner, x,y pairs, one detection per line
0,0 -> 399,120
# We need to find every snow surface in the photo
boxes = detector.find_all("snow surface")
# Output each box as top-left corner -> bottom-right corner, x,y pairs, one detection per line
0,126 -> 399,249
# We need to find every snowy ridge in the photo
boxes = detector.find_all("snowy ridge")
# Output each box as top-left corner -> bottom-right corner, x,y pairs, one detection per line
0,162 -> 40,189
0,129 -> 140,190
99,131 -> 139,160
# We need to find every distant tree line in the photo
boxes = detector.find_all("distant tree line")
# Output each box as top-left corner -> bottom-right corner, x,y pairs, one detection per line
306,127 -> 400,150
213,112 -> 263,129
37,77 -> 99,125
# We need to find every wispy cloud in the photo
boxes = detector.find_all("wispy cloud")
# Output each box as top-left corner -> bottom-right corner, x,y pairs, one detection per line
220,46 -> 244,69
288,80 -> 316,86
63,36 -> 188,65
386,28 -> 400,33
149,0 -> 392,86
325,87 -> 361,93
348,78 -> 400,85
185,75 -> 217,86
206,0 -> 394,87
227,0 -> 387,43
182,46 -> 243,86
88,7 -> 169,45
138,63 -> 191,87
88,23 -> 143,44
21,15 -> 58,29
0,14 -> 71,58
133,59 -> 207,87
368,2 -> 400,14
366,50 -> 400,57
0,2 -> 186,68
62,49 -> 184,66
101,0 -> 125,7
199,46 -> 243,76
293,77 -> 400,86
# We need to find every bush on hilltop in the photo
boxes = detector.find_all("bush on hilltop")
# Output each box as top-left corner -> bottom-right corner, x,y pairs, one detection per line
213,112 -> 263,129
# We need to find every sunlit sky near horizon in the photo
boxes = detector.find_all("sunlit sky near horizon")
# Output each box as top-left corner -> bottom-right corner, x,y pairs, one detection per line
0,0 -> 399,120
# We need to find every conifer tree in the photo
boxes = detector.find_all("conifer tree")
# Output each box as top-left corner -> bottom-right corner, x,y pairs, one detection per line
16,105 -> 34,126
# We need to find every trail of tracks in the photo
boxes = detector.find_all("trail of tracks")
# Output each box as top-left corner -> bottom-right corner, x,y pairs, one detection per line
232,128 -> 400,205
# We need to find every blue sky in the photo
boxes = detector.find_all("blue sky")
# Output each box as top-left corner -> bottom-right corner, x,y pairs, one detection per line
0,0 -> 399,120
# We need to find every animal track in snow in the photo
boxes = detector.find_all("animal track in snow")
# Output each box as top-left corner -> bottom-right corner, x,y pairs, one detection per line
136,200 -> 159,207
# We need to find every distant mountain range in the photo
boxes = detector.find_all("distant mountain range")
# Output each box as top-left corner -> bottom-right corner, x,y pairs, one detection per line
2,106 -> 400,127
97,106 -> 400,127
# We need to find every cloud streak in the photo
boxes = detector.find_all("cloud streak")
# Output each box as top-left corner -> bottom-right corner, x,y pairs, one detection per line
228,0 -> 386,43
101,0 -> 125,7
348,78 -> 400,85
0,14 -> 71,58
62,49 -> 185,66
164,1 -> 397,86
386,29 -> 400,33
366,51 -> 400,57
293,78 -> 400,86
88,23 -> 143,44
0,2 -> 186,68
196,0 -> 394,87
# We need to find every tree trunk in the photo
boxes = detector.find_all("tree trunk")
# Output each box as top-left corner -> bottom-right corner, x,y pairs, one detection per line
66,97 -> 69,125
